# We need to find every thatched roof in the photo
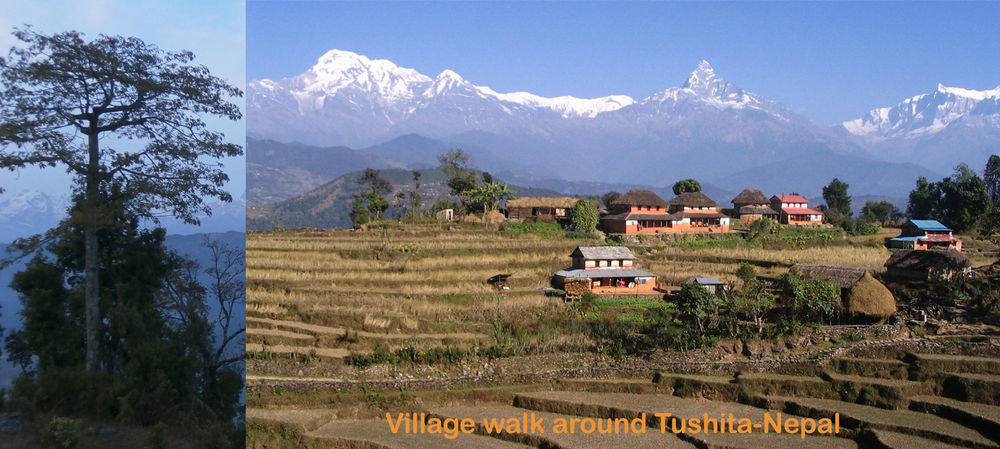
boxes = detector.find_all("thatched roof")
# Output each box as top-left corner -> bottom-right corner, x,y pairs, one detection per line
611,190 -> 669,207
505,197 -> 579,208
739,206 -> 778,215
884,248 -> 970,271
572,246 -> 635,260
846,272 -> 896,318
790,264 -> 866,289
732,188 -> 769,206
668,192 -> 718,208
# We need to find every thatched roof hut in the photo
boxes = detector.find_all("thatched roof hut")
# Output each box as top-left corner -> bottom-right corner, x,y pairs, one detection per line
732,188 -> 769,207
790,264 -> 866,290
505,197 -> 579,209
884,248 -> 971,281
611,190 -> 670,208
668,192 -> 718,209
845,272 -> 896,320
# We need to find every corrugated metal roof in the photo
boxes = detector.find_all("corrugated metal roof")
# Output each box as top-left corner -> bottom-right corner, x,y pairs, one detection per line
554,268 -> 656,279
908,220 -> 951,231
774,194 -> 810,203
571,246 -> 635,260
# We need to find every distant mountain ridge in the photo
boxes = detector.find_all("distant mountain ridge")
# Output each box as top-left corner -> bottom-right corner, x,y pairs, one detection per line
248,49 -> 953,193
839,84 -> 1000,169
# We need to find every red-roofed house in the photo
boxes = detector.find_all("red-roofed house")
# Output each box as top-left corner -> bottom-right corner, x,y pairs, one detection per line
770,194 -> 823,226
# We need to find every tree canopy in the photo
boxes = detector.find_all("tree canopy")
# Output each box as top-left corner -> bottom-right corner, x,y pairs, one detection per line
0,28 -> 243,374
822,178 -> 851,217
906,163 -> 990,232
570,198 -> 599,233
672,179 -> 702,195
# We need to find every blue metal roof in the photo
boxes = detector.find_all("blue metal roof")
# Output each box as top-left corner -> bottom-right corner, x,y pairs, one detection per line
908,220 -> 951,231
554,268 -> 656,279
890,236 -> 921,242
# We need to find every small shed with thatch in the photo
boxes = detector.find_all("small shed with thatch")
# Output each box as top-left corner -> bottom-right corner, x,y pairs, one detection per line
790,264 -> 866,290
791,264 -> 896,323
731,188 -> 778,223
844,272 -> 896,321
884,248 -> 971,281
504,197 -> 579,222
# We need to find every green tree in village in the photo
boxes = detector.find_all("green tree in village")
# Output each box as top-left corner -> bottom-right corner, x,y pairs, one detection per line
907,176 -> 943,219
861,200 -> 902,224
672,179 -> 702,195
438,148 -> 477,197
465,181 -> 515,215
938,163 -> 990,232
781,273 -> 841,324
674,283 -> 720,333
822,178 -> 852,219
356,168 -> 392,219
985,155 -> 1000,207
409,170 -> 423,216
570,198 -> 599,233
601,191 -> 621,210
0,28 -> 242,374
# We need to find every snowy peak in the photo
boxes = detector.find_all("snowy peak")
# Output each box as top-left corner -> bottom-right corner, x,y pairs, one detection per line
842,83 -> 1000,139
684,60 -> 718,90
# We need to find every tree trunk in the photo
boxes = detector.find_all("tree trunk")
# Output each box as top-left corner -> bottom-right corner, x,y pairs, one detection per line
84,126 -> 100,373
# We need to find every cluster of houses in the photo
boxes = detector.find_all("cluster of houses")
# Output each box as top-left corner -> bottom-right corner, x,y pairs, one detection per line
503,188 -> 824,234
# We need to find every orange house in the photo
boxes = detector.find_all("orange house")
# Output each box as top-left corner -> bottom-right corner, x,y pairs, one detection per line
599,190 -> 674,234
770,194 -> 823,226
888,220 -> 962,252
599,190 -> 730,234
553,246 -> 657,295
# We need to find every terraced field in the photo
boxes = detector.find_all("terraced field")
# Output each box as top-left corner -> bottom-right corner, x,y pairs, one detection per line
249,341 -> 1000,449
246,223 -> 898,380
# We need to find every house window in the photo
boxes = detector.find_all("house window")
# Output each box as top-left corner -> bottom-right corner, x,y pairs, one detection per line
639,278 -> 647,284
599,260 -> 608,267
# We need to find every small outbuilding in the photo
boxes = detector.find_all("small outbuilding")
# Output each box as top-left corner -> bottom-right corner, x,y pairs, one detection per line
683,276 -> 726,295
504,197 -> 579,222
731,188 -> 778,223
553,246 -> 658,296
884,248 -> 971,281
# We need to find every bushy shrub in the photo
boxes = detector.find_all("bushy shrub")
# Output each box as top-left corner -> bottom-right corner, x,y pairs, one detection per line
44,417 -> 83,449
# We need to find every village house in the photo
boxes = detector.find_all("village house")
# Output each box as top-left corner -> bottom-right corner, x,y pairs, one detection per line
599,190 -> 674,234
888,219 -> 962,251
503,197 -> 579,223
553,246 -> 658,296
666,192 -> 730,232
731,188 -> 778,223
599,190 -> 730,234
770,194 -> 823,226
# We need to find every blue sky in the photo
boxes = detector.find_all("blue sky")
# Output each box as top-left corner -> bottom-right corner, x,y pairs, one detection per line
0,0 -> 245,203
248,1 -> 999,126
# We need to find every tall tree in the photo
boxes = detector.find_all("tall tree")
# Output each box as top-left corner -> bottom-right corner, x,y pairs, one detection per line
939,163 -> 990,232
907,176 -> 942,219
601,191 -> 621,210
0,28 -> 242,373
409,170 -> 423,215
822,178 -> 852,217
438,149 -> 477,197
672,179 -> 702,195
985,154 -> 1000,207
356,168 -> 392,219
861,200 -> 900,224
570,198 -> 599,233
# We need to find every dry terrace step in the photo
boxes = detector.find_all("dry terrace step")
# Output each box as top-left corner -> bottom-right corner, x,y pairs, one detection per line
941,372 -> 1000,405
306,419 -> 534,449
247,316 -> 485,340
907,353 -> 1000,376
909,395 -> 1000,442
513,391 -> 857,449
868,429 -> 972,449
246,408 -> 333,430
559,378 -> 673,394
823,372 -> 933,408
829,357 -> 909,379
755,395 -> 997,448
428,405 -> 696,449
735,373 -> 830,398
245,343 -> 349,359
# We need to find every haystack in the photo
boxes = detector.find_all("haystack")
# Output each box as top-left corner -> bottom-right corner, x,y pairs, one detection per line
563,278 -> 591,299
845,272 -> 896,320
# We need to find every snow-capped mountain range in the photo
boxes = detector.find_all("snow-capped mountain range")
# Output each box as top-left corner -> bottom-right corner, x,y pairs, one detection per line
842,84 -> 1000,140
839,84 -> 1000,168
248,49 -> 997,197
